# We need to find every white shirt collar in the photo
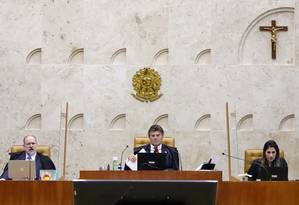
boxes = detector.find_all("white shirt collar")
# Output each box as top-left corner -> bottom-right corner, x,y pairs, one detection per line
150,144 -> 162,153
26,152 -> 36,161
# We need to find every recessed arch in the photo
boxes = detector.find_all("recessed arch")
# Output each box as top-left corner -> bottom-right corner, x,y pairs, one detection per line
68,113 -> 84,130
111,48 -> 126,64
237,114 -> 253,131
238,7 -> 294,64
194,49 -> 211,64
68,48 -> 84,64
153,48 -> 168,65
26,48 -> 42,64
25,114 -> 41,130
195,114 -> 211,131
110,114 -> 126,130
279,114 -> 295,131
153,114 -> 169,130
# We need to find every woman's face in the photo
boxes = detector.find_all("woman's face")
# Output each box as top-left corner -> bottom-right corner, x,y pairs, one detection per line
265,147 -> 277,163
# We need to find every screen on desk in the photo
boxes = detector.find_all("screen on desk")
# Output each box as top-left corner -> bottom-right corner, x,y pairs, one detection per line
73,180 -> 217,205
8,160 -> 36,180
258,166 -> 288,181
137,153 -> 166,170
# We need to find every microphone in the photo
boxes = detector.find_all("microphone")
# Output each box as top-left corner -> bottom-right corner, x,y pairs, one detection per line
119,145 -> 129,170
222,152 -> 244,161
222,152 -> 271,180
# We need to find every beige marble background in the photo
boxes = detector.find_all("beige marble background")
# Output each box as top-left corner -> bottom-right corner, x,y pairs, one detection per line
0,0 -> 298,180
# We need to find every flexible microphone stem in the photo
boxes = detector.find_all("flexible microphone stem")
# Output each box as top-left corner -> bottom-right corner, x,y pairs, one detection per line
222,152 -> 244,161
119,145 -> 129,170
222,152 -> 271,180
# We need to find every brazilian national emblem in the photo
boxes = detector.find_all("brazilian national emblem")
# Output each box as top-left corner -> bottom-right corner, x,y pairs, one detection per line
131,67 -> 163,102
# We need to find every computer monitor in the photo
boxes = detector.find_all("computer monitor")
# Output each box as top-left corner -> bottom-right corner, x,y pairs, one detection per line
201,163 -> 216,170
73,180 -> 217,205
8,160 -> 36,180
258,166 -> 288,181
137,153 -> 166,170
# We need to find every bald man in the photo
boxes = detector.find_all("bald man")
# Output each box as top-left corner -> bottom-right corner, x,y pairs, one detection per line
0,135 -> 55,180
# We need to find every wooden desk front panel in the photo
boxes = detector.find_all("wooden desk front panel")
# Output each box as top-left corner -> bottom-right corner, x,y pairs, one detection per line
0,181 -> 73,205
1,180 -> 299,205
80,170 -> 223,181
217,181 -> 299,205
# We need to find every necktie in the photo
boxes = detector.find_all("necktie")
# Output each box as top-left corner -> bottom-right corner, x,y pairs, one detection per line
27,155 -> 32,161
154,146 -> 159,153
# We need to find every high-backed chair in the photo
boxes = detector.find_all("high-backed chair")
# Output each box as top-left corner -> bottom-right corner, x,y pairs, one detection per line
10,145 -> 51,158
134,137 -> 175,148
244,149 -> 284,173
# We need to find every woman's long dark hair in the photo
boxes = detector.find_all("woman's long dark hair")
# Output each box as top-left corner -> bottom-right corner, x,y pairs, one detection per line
262,140 -> 280,166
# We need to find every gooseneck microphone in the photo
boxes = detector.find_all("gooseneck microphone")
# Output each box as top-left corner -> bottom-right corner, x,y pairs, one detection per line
119,145 -> 129,170
222,152 -> 244,161
222,152 -> 271,180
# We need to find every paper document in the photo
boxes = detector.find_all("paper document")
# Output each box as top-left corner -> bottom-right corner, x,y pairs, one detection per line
125,148 -> 146,171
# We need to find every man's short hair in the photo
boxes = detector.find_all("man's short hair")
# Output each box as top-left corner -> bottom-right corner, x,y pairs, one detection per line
148,124 -> 164,137
23,135 -> 37,145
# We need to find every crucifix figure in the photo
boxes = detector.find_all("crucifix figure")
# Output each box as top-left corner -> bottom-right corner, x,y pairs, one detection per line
259,20 -> 288,59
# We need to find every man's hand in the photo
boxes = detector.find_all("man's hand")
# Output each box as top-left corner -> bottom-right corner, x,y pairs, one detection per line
128,155 -> 137,163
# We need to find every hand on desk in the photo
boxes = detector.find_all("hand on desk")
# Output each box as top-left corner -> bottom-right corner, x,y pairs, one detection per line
125,155 -> 138,170
128,155 -> 137,163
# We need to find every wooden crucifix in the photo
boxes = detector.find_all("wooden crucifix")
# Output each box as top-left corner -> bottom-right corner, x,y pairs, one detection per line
259,20 -> 288,59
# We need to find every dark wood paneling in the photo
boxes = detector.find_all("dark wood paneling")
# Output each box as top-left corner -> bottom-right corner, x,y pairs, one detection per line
0,181 -> 73,205
1,173 -> 299,205
80,170 -> 223,181
217,181 -> 299,205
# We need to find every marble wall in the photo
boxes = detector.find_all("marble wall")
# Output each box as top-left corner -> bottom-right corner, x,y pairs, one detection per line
0,0 -> 298,180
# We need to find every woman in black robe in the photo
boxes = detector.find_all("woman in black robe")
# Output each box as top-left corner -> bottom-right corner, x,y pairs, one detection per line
247,140 -> 288,181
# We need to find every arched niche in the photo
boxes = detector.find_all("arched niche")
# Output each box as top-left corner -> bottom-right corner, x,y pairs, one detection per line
279,114 -> 295,131
153,49 -> 168,65
153,114 -> 169,131
110,114 -> 126,130
25,114 -> 41,130
68,48 -> 84,64
68,113 -> 84,130
237,114 -> 253,131
194,49 -> 211,65
195,114 -> 211,131
111,48 -> 126,65
26,48 -> 42,64
238,7 -> 294,64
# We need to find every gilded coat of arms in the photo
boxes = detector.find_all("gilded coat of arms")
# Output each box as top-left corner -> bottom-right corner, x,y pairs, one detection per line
131,68 -> 162,102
